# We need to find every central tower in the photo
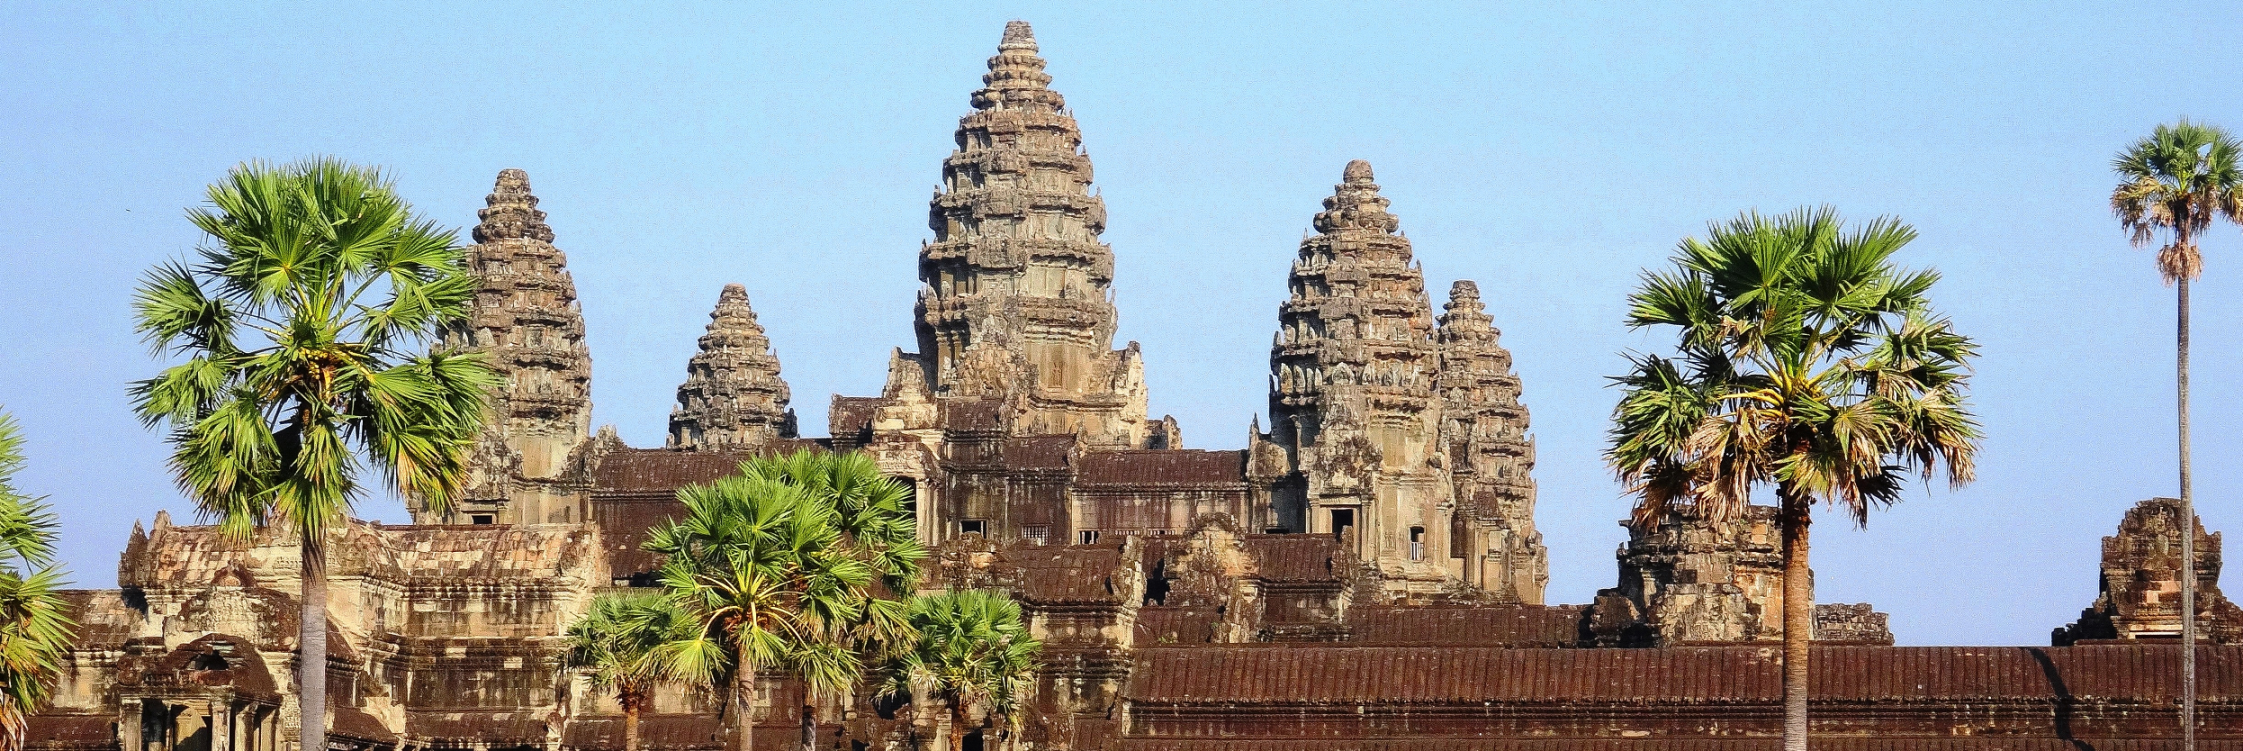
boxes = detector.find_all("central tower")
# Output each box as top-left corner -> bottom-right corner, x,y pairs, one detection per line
912,20 -> 1151,448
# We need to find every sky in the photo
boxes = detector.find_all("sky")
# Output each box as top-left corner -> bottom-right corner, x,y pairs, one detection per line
3,2 -> 2241,646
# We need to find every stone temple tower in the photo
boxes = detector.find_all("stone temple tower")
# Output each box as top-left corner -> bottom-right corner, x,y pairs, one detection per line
429,169 -> 594,525
1436,280 -> 1548,603
668,284 -> 798,450
1261,160 -> 1453,597
908,20 -> 1153,448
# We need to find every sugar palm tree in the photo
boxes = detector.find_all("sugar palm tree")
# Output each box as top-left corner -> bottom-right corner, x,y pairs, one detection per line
0,411 -> 73,751
128,159 -> 493,751
565,592 -> 697,751
1607,207 -> 1979,751
2111,120 -> 2243,748
880,589 -> 1040,751
646,473 -> 875,751
737,451 -> 924,750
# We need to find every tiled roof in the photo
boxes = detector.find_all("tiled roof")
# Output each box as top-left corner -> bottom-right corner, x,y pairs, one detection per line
1010,542 -> 1131,605
1077,450 -> 1246,487
56,589 -> 139,647
405,711 -> 545,745
25,716 -> 115,751
562,715 -> 829,751
1005,435 -> 1077,471
592,444 -> 824,494
1119,741 -> 2243,751
1127,644 -> 2243,705
940,399 -> 1008,431
1346,605 -> 1584,647
1244,534 -> 1345,582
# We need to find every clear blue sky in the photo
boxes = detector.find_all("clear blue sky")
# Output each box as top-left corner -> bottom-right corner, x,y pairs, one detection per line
4,2 -> 2239,646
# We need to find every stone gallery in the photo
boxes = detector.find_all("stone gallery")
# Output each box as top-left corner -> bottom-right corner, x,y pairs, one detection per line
29,21 -> 2243,751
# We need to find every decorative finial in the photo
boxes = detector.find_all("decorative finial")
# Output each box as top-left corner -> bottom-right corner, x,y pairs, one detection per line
1001,20 -> 1037,51
973,20 -> 1060,111
473,168 -> 555,244
1450,280 -> 1480,301
1313,160 -> 1398,234
1343,159 -> 1375,184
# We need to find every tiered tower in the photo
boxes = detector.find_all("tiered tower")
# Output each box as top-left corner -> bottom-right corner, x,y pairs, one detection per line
909,20 -> 1152,448
431,169 -> 594,525
1264,160 -> 1452,596
668,284 -> 797,450
1435,280 -> 1547,603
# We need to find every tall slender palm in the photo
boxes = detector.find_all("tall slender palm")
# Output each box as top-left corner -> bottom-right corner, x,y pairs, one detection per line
0,411 -> 74,751
2111,120 -> 2243,748
1607,207 -> 1979,751
565,592 -> 697,751
880,589 -> 1040,751
128,159 -> 493,751
646,473 -> 874,751
738,451 -> 924,750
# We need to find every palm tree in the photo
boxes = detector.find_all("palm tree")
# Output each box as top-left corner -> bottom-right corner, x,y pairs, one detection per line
128,158 -> 494,751
0,411 -> 74,751
880,589 -> 1040,751
737,451 -> 925,750
1606,207 -> 1979,751
646,472 -> 875,751
565,592 -> 697,751
2112,120 -> 2243,749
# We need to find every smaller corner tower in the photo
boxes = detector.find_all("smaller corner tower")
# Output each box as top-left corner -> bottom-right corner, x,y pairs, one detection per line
432,168 -> 594,526
668,284 -> 798,451
1435,280 -> 1547,603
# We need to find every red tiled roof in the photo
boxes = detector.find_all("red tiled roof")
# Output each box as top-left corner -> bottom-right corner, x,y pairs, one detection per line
1120,741 -> 2243,751
26,715 -> 114,750
56,590 -> 139,647
1077,451 -> 1245,487
592,444 -> 825,494
940,399 -> 1008,431
1010,543 -> 1131,605
562,715 -> 829,751
1346,605 -> 1584,647
405,711 -> 544,744
1244,534 -> 1345,582
1005,435 -> 1076,471
1127,644 -> 2243,705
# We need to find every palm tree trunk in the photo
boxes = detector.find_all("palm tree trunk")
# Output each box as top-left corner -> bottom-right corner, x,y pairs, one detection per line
299,533 -> 327,751
734,642 -> 756,751
2178,275 -> 2197,750
799,704 -> 815,751
1779,491 -> 1812,751
623,701 -> 641,751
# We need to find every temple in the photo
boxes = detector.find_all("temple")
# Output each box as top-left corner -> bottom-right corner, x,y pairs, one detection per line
31,20 -> 2240,751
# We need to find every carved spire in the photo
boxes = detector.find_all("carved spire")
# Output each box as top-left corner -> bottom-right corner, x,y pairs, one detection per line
1437,280 -> 1545,602
436,168 -> 593,525
668,284 -> 797,450
910,21 -> 1149,449
473,168 -> 555,244
1269,159 -> 1436,441
1266,160 -> 1447,591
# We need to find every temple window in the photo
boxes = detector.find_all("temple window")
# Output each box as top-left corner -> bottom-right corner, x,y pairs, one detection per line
960,519 -> 986,537
1410,526 -> 1426,561
1023,525 -> 1049,545
1078,530 -> 1100,544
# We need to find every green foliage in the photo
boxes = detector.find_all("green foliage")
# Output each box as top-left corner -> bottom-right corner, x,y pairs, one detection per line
127,157 -> 496,540
880,589 -> 1040,737
2111,120 -> 2243,283
645,466 -> 878,708
565,592 -> 697,713
0,412 -> 76,751
1607,206 -> 1981,524
735,450 -> 926,658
